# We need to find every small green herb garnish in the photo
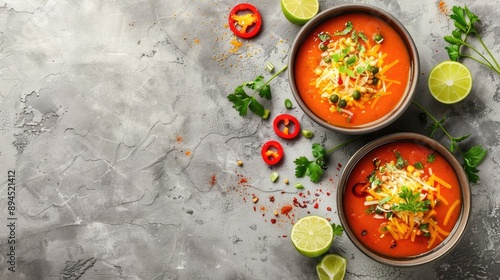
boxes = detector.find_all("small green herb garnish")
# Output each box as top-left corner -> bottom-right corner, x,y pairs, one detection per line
444,5 -> 500,76
427,153 -> 436,163
227,65 -> 288,118
334,21 -> 353,36
294,136 -> 361,183
318,32 -> 331,42
331,223 -> 344,237
392,186 -> 429,213
412,101 -> 487,183
414,162 -> 424,169
394,151 -> 407,169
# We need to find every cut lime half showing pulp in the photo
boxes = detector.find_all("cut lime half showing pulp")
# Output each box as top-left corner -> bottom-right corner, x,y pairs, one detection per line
428,61 -> 472,104
290,215 -> 333,257
281,0 -> 319,25
316,254 -> 347,280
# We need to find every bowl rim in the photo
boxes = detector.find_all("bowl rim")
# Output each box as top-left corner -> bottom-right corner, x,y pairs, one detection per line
336,132 -> 471,266
288,4 -> 420,134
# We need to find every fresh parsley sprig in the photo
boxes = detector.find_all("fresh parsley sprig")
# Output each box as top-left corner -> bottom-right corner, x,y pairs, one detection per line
331,223 -> 344,237
294,136 -> 361,183
412,101 -> 487,183
392,186 -> 430,213
444,5 -> 500,75
227,65 -> 288,119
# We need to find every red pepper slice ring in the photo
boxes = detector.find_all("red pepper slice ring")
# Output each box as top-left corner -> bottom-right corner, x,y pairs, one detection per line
261,140 -> 284,165
273,114 -> 300,140
228,3 -> 262,39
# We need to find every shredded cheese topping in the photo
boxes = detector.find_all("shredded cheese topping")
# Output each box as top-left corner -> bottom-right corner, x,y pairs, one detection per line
365,160 -> 460,248
313,26 -> 401,121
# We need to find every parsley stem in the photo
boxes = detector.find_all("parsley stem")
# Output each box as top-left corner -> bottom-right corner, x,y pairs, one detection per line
411,101 -> 455,141
325,135 -> 362,154
474,31 -> 500,69
265,65 -> 288,86
461,42 -> 500,74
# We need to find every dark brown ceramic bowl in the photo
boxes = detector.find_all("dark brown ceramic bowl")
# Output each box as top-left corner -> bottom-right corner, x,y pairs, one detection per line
337,133 -> 471,266
288,4 -> 419,134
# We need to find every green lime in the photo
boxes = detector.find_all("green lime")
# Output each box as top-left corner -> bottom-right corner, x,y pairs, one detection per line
280,0 -> 319,25
316,254 -> 347,280
290,216 -> 333,257
428,61 -> 472,104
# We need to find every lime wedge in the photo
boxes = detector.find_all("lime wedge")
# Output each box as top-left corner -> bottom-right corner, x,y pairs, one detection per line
281,0 -> 319,25
428,61 -> 472,104
316,254 -> 347,280
290,216 -> 333,257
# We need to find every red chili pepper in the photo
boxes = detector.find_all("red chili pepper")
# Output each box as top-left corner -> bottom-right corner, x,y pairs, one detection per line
261,140 -> 283,165
228,3 -> 262,39
273,114 -> 300,140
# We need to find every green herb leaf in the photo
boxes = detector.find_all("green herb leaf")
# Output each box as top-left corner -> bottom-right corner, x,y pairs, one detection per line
258,84 -> 272,100
331,223 -> 344,237
427,153 -> 436,163
445,44 -> 460,61
463,145 -> 487,167
227,86 -> 252,116
294,143 -> 327,183
318,32 -> 331,42
395,151 -> 407,169
334,21 -> 353,36
392,186 -> 429,213
414,162 -> 424,169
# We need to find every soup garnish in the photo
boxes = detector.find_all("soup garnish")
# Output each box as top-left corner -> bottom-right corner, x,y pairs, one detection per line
359,150 -> 460,249
314,21 -> 401,123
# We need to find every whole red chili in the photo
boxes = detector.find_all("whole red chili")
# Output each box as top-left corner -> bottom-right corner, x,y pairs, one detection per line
261,140 -> 284,165
273,114 -> 300,140
228,3 -> 262,39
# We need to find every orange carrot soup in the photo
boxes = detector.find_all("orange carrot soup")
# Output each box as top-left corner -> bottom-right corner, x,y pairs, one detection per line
294,13 -> 411,127
343,141 -> 462,258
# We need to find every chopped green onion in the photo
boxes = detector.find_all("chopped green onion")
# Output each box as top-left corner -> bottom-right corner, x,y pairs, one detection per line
294,183 -> 304,189
284,99 -> 293,109
265,61 -> 275,73
301,129 -> 314,139
270,171 -> 279,182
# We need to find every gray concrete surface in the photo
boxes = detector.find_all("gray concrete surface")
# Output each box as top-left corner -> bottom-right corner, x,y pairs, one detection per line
0,0 -> 499,279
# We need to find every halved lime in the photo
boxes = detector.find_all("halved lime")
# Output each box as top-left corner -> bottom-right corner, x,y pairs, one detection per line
281,0 -> 319,25
428,61 -> 472,104
316,254 -> 347,280
290,216 -> 333,257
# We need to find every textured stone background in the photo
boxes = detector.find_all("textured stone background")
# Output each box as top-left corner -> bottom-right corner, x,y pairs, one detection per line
0,0 -> 499,279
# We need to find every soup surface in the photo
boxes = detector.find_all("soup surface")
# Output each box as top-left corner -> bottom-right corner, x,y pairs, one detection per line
343,141 -> 462,258
294,12 -> 411,127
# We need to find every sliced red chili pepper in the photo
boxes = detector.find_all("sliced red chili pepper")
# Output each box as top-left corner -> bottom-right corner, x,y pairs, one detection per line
261,140 -> 283,165
273,114 -> 300,140
228,3 -> 262,39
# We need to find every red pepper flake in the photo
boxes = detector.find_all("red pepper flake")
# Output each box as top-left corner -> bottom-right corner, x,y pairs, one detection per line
282,235 -> 287,238
269,196 -> 275,202
260,206 -> 266,211
326,207 -> 332,211
253,206 -> 256,211
313,203 -> 319,209
326,217 -> 331,222
209,175 -> 217,186
176,136 -> 183,143
281,205 -> 293,215
271,219 -> 277,224
281,191 -> 286,194
326,191 -> 331,196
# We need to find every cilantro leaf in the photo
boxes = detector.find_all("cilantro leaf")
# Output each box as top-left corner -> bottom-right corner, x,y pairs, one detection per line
318,32 -> 331,42
258,84 -> 272,100
392,186 -> 429,213
427,153 -> 436,163
445,5 -> 500,75
294,143 -> 327,183
334,21 -> 353,36
331,223 -> 344,237
227,86 -> 252,116
462,145 -> 487,183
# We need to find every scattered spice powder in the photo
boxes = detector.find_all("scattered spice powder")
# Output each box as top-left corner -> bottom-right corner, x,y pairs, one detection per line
438,1 -> 448,14
281,205 -> 293,215
209,174 -> 217,187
